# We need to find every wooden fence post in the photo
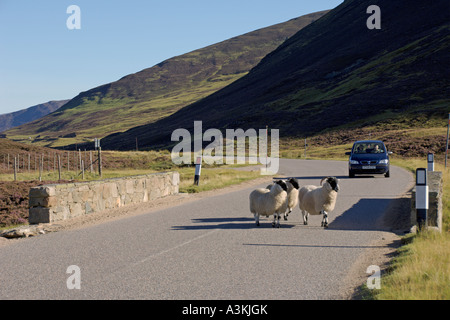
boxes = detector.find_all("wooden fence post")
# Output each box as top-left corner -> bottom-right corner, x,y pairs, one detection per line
58,155 -> 62,181
39,155 -> 42,182
14,157 -> 17,181
98,147 -> 102,178
90,151 -> 93,173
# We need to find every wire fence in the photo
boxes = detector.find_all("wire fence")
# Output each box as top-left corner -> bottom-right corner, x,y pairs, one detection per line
1,149 -> 102,181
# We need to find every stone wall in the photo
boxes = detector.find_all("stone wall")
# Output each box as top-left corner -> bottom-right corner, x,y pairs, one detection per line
29,172 -> 180,224
410,171 -> 443,232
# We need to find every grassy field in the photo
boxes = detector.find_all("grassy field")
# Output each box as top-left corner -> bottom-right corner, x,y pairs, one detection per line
0,166 -> 262,193
178,167 -> 261,193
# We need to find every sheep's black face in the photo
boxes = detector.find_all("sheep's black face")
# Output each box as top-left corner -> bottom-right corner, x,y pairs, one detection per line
327,177 -> 339,192
276,180 -> 288,192
288,178 -> 300,190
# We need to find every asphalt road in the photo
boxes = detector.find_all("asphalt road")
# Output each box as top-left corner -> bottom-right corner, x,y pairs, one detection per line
0,159 -> 413,300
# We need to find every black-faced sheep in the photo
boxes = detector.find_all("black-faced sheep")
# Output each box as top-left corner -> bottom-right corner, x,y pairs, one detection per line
266,178 -> 300,221
298,177 -> 340,228
250,180 -> 288,228
284,178 -> 300,221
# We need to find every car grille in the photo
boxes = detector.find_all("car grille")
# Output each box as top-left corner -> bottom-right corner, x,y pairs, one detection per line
360,160 -> 378,165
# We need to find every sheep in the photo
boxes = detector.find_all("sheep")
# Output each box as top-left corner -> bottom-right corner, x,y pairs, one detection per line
267,178 -> 300,221
284,178 -> 300,220
298,177 -> 340,228
250,180 -> 288,228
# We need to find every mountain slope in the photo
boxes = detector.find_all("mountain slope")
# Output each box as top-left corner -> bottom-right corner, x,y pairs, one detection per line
99,0 -> 450,151
3,11 -> 328,148
0,100 -> 69,133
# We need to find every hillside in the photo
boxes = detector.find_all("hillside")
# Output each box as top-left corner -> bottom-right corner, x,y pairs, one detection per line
3,11 -> 327,148
98,0 -> 450,152
0,100 -> 69,133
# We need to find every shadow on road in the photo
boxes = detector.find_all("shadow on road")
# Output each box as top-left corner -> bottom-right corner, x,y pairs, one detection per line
171,196 -> 410,232
328,198 -> 394,231
171,217 -> 295,230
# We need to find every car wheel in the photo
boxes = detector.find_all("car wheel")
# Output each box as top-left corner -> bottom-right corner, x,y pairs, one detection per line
349,170 -> 355,178
385,170 -> 390,178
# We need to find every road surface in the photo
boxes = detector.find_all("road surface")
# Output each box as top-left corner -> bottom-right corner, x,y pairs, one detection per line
0,159 -> 413,299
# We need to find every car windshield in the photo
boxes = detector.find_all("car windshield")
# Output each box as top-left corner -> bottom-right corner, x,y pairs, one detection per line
353,142 -> 385,154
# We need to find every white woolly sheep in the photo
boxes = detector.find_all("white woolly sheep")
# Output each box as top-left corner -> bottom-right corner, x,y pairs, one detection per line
250,180 -> 288,228
298,177 -> 340,228
284,178 -> 300,221
266,178 -> 300,221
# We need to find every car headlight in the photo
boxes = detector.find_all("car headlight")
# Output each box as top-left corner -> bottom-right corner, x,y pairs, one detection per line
349,160 -> 359,165
379,159 -> 389,164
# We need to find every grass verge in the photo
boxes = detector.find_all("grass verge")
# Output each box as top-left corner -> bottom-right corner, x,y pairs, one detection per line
178,167 -> 262,193
369,160 -> 450,300
372,231 -> 450,299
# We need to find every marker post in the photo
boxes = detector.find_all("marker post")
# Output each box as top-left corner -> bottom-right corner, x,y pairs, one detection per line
427,153 -> 434,172
194,156 -> 202,186
415,168 -> 428,230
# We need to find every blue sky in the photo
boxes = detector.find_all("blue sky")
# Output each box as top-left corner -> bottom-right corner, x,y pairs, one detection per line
0,0 -> 342,114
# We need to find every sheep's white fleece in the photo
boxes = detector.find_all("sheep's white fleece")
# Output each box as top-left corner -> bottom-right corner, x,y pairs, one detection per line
298,183 -> 337,215
286,182 -> 299,212
250,183 -> 287,217
266,181 -> 297,214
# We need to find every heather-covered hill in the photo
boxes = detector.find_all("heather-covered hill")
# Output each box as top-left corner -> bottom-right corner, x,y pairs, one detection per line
99,0 -> 450,151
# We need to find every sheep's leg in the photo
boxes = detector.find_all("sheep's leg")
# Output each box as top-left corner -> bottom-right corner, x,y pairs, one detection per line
272,213 -> 281,228
321,211 -> 329,228
284,208 -> 292,221
254,213 -> 260,227
302,211 -> 308,225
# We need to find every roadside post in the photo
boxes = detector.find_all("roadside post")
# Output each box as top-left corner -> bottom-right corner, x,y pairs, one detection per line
194,156 -> 202,186
415,168 -> 428,230
427,153 -> 434,172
